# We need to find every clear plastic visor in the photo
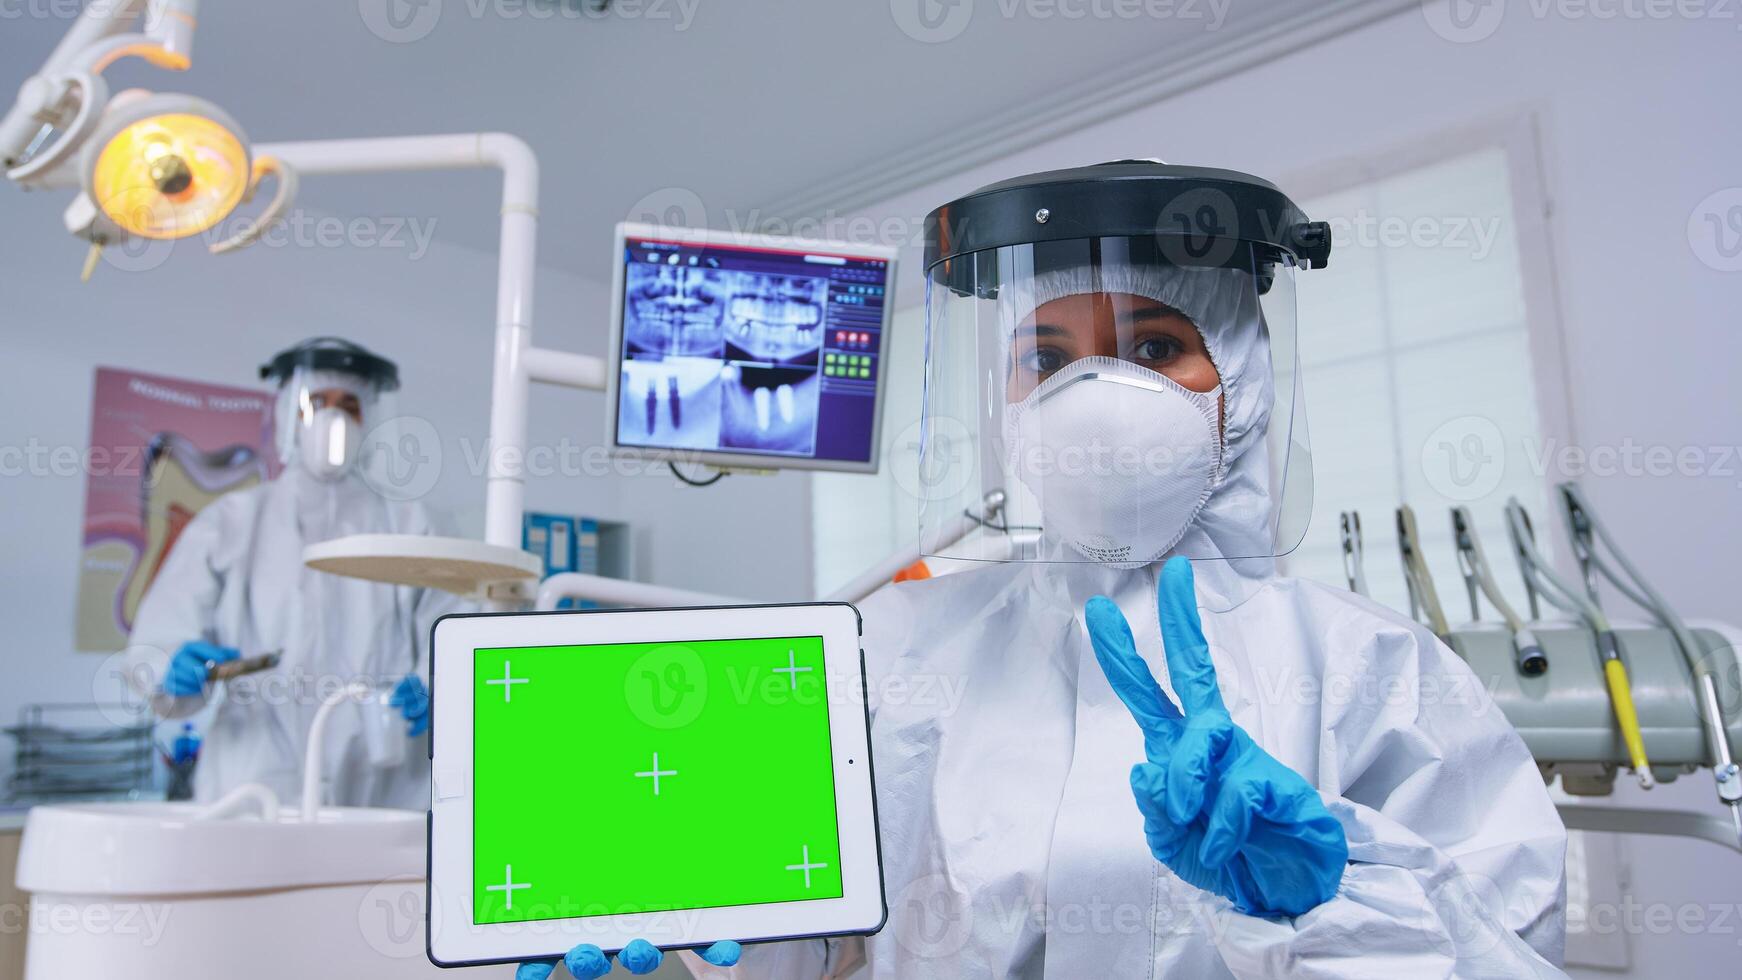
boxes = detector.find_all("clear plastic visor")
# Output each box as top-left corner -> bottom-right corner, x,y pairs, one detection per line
274,366 -> 400,481
916,238 -> 1311,564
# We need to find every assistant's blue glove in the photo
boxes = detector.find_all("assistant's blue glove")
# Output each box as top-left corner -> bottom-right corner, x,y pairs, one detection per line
1085,555 -> 1348,918
162,641 -> 239,697
516,939 -> 741,979
388,674 -> 430,737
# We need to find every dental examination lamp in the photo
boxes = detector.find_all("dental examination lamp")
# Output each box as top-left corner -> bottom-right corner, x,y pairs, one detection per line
2,1 -> 296,278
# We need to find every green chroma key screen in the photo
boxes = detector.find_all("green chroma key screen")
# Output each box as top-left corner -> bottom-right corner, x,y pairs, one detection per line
472,635 -> 843,924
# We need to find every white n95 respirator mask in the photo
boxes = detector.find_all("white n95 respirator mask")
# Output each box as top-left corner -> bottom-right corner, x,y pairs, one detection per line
299,406 -> 361,482
1003,356 -> 1223,565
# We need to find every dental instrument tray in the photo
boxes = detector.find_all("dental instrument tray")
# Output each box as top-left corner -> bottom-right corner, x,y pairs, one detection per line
4,703 -> 153,802
426,602 -> 886,967
1449,622 -> 1742,786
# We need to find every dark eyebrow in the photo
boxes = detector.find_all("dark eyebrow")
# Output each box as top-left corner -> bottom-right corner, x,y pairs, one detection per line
1127,304 -> 1191,325
1016,323 -> 1070,338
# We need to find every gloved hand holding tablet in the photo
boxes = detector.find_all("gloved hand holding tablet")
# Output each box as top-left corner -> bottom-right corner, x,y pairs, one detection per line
426,602 -> 885,969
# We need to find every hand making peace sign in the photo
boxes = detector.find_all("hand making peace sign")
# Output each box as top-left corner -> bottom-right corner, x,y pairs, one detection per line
1085,556 -> 1349,919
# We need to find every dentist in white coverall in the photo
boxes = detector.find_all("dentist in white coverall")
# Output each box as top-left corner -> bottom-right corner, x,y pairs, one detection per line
127,338 -> 460,809
528,162 -> 1568,980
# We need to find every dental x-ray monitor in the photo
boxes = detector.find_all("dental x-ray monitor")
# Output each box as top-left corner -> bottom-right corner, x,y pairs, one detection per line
607,223 -> 897,473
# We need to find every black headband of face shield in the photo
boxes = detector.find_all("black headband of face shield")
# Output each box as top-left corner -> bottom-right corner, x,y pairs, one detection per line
939,237 -> 1278,301
260,337 -> 401,392
922,161 -> 1332,298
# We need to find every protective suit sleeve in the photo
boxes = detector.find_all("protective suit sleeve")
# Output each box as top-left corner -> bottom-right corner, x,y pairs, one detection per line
126,498 -> 232,720
1206,594 -> 1567,979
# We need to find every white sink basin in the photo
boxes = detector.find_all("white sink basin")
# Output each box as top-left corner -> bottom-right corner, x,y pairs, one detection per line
15,801 -> 513,979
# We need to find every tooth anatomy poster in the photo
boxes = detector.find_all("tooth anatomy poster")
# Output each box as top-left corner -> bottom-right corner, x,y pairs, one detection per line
75,368 -> 278,652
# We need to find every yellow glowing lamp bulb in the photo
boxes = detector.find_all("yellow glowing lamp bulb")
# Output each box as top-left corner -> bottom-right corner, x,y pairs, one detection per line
140,132 -> 195,198
90,112 -> 248,240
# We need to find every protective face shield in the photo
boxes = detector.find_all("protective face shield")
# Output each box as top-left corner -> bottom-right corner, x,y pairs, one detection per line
261,338 -> 401,483
917,161 -> 1333,565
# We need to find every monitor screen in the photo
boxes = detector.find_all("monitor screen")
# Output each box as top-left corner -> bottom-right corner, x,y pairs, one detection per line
471,636 -> 842,923
612,231 -> 892,470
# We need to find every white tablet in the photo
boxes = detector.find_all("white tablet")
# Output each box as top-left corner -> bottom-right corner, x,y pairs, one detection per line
426,602 -> 885,968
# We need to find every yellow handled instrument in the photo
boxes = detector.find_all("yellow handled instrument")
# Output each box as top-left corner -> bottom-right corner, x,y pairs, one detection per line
1600,645 -> 1653,788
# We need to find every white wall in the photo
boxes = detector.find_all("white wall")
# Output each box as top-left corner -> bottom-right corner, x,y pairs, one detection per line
0,185 -> 813,753
832,7 -> 1739,977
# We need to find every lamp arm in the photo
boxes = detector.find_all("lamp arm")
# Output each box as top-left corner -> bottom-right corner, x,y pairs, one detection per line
208,155 -> 298,255
255,134 -> 552,581
2,0 -> 197,167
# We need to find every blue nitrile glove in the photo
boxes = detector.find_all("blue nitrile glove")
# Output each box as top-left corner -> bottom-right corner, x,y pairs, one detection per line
1084,555 -> 1348,918
163,641 -> 239,697
389,674 -> 430,737
516,939 -> 741,979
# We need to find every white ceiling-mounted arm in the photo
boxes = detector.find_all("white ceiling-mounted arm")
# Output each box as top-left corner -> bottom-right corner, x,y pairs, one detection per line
262,134 -> 616,607
40,0 -> 198,74
536,573 -> 744,611
37,0 -> 149,75
147,0 -> 199,66
256,133 -> 556,561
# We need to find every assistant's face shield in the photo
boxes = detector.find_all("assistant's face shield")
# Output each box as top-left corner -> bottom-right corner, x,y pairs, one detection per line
916,163 -> 1329,565
262,339 -> 401,484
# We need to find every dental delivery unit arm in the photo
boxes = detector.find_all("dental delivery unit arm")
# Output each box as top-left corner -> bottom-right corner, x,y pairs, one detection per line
1555,483 -> 1742,842
1506,497 -> 1655,790
1452,506 -> 1547,677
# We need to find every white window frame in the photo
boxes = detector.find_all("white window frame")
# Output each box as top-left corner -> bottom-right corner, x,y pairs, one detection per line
1281,111 -> 1580,507
1283,112 -> 1624,971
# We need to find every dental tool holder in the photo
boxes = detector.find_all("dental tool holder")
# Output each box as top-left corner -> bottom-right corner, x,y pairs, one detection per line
5,702 -> 154,802
1448,622 -> 1742,791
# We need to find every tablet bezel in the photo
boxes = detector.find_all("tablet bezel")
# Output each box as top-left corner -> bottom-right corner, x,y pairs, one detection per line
426,602 -> 884,968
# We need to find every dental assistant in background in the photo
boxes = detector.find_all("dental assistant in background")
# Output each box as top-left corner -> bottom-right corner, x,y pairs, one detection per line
127,338 -> 460,809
